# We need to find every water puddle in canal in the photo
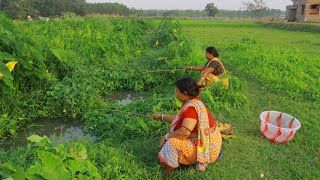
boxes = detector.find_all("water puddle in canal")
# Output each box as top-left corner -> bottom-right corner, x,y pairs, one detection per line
1,90 -> 148,149
103,90 -> 148,106
0,118 -> 97,149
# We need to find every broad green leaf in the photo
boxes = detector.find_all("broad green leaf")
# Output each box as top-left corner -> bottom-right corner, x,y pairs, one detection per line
25,174 -> 45,180
28,151 -> 71,180
65,159 -> 88,176
76,174 -> 89,180
0,62 -> 12,78
70,144 -> 87,160
0,164 -> 25,180
54,144 -> 68,160
86,161 -> 101,180
174,97 -> 182,107
27,135 -> 52,148
0,163 -> 16,178
3,177 -> 13,180
0,62 -> 14,89
77,146 -> 88,160
27,135 -> 50,144
138,119 -> 148,131
50,49 -> 67,62
0,52 -> 16,62
11,167 -> 25,180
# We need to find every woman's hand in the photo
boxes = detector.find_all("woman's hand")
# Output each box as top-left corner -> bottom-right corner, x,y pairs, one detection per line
159,135 -> 167,149
152,114 -> 162,121
185,66 -> 192,71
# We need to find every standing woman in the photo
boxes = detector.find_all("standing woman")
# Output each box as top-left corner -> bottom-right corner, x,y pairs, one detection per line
152,77 -> 222,176
186,47 -> 228,88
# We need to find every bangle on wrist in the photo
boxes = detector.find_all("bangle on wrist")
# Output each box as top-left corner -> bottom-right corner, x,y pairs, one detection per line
200,77 -> 205,81
165,133 -> 169,140
161,114 -> 165,121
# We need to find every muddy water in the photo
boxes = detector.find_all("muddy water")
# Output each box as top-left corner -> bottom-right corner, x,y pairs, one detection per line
0,118 -> 96,149
104,90 -> 148,106
1,91 -> 147,149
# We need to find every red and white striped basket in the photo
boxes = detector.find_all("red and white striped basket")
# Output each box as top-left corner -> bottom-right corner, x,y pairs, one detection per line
260,111 -> 301,143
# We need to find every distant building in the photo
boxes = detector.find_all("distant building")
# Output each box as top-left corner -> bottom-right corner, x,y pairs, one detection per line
286,0 -> 320,22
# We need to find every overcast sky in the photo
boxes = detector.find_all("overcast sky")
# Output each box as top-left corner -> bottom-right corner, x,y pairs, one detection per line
86,0 -> 292,11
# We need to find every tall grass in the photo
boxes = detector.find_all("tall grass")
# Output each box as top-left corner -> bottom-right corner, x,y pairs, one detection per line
222,38 -> 320,102
261,22 -> 320,33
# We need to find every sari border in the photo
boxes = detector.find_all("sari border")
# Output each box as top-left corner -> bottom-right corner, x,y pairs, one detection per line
158,153 -> 178,170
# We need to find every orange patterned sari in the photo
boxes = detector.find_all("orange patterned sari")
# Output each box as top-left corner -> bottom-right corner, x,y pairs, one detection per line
158,99 -> 222,171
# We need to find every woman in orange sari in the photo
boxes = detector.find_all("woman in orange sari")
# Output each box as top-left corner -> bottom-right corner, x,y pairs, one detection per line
152,77 -> 222,175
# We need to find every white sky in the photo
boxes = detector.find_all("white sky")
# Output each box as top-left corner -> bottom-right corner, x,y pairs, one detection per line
86,0 -> 292,11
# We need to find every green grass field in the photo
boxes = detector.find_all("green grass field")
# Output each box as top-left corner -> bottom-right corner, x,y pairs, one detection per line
179,20 -> 320,178
0,16 -> 319,179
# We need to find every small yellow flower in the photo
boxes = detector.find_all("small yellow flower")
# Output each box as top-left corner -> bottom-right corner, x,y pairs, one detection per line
173,28 -> 177,33
6,61 -> 18,72
155,40 -> 159,46
0,61 -> 18,80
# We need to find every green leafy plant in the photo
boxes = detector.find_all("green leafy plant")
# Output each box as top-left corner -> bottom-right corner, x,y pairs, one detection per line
0,135 -> 101,179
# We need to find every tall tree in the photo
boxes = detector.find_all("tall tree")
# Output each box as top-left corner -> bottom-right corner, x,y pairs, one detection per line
0,0 -> 38,19
242,0 -> 268,22
204,3 -> 219,17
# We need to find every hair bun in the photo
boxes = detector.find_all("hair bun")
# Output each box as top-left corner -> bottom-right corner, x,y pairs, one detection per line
175,77 -> 200,97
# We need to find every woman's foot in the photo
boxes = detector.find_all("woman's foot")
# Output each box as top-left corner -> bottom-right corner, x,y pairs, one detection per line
162,167 -> 173,179
196,163 -> 207,172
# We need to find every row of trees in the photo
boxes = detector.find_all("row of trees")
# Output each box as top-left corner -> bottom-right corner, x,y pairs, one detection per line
0,0 -> 282,20
131,9 -> 206,17
132,1 -> 283,20
0,0 -> 129,19
133,9 -> 282,19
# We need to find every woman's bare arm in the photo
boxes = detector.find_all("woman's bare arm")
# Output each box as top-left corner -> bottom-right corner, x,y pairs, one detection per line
162,115 -> 176,123
197,67 -> 214,86
167,118 -> 197,140
152,114 -> 176,123
186,65 -> 206,71
188,132 -> 198,138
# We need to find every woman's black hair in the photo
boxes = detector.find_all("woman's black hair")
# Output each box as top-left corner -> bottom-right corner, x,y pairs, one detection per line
206,46 -> 219,57
175,77 -> 200,97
